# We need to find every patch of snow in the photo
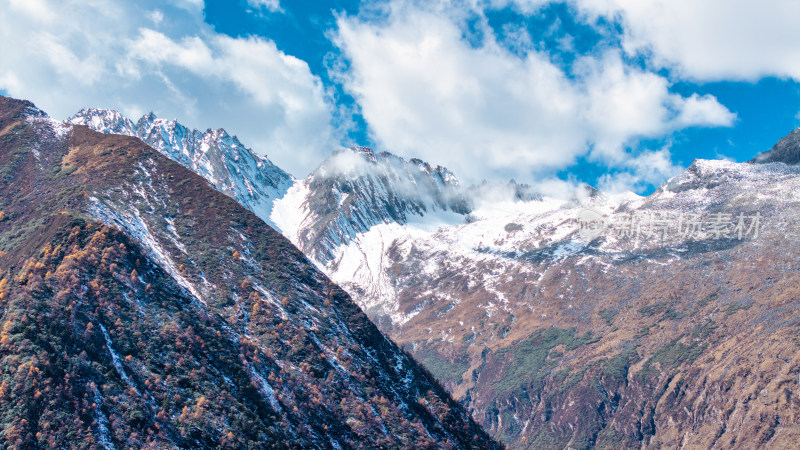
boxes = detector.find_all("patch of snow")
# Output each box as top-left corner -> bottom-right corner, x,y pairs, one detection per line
99,323 -> 136,390
88,197 -> 205,305
270,180 -> 312,244
248,367 -> 282,412
90,383 -> 114,450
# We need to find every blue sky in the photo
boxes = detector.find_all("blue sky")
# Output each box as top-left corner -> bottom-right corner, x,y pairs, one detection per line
1,0 -> 799,195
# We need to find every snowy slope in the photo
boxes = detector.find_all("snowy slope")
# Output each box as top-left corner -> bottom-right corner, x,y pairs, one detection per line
264,143 -> 638,326
283,178 -> 643,325
272,146 -> 470,262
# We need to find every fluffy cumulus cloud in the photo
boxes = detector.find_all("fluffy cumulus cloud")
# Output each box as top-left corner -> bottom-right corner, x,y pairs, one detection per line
3,0 -> 786,193
0,0 -> 333,176
562,0 -> 800,81
333,1 -> 734,188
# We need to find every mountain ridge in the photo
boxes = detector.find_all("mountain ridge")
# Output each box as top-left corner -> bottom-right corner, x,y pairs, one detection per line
68,108 -> 294,228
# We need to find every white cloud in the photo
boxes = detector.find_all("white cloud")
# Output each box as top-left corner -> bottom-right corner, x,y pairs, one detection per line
127,29 -> 215,72
247,0 -> 282,13
29,33 -> 104,85
566,0 -> 800,81
148,10 -> 165,26
596,147 -> 682,193
674,93 -> 737,128
171,0 -> 204,10
0,73 -> 21,94
0,0 -> 334,176
333,2 -> 734,188
7,0 -> 56,23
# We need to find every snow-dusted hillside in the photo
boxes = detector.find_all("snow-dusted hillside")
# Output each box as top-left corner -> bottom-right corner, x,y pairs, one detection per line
267,147 -> 641,327
69,108 -> 294,227
273,147 -> 800,447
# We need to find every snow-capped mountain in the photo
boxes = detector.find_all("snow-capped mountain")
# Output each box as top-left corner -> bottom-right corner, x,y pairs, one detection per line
69,108 -> 293,227
273,141 -> 800,447
68,108 -> 136,135
272,146 -> 471,262
72,102 -> 800,448
277,169 -> 638,327
268,147 -> 472,325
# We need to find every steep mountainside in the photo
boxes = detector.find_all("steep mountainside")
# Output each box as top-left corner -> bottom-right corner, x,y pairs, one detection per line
0,96 -> 497,448
68,109 -> 293,227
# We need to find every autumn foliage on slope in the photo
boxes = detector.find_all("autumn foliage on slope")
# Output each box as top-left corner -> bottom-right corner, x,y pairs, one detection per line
0,96 -> 497,448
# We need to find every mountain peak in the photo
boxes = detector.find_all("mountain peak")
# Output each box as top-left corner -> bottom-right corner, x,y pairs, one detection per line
315,146 -> 465,195
140,111 -> 157,123
0,95 -> 47,122
274,147 -> 471,264
69,107 -> 294,228
750,127 -> 800,165
70,108 -> 137,136
352,145 -> 376,158
324,146 -> 461,186
16,100 -> 49,119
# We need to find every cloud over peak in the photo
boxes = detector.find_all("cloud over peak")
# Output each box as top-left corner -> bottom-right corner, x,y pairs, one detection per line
333,1 -> 734,187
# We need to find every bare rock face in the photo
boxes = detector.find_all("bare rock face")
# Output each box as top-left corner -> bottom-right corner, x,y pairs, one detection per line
750,126 -> 800,165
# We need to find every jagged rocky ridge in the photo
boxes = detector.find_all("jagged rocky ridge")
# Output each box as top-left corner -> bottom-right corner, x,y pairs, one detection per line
75,105 -> 800,448
0,96 -> 498,448
68,108 -> 293,227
